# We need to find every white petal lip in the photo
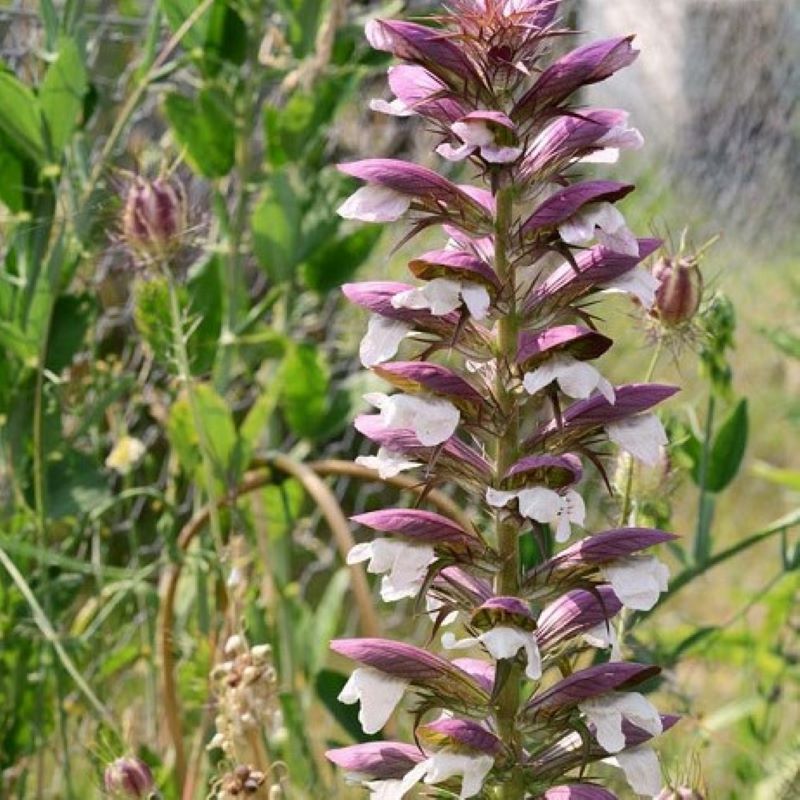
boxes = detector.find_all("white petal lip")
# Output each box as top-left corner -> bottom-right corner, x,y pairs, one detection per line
605,745 -> 663,797
460,283 -> 491,320
436,142 -> 477,162
360,315 -> 411,367
392,278 -> 491,320
602,554 -> 670,611
399,751 -> 494,800
579,691 -> 662,754
347,538 -> 436,603
367,392 -> 461,447
523,355 -> 616,404
369,97 -> 414,117
481,626 -> 542,680
606,413 -> 667,466
487,486 -> 585,542
603,267 -> 661,309
338,667 -> 409,734
356,447 -> 420,479
338,185 -> 411,222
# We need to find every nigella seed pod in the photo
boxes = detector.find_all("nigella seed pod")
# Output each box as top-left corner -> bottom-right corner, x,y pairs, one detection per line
652,256 -> 702,326
123,176 -> 187,258
104,757 -> 155,798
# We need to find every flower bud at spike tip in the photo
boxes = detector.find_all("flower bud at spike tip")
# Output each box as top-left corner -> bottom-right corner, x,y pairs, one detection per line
652,256 -> 702,326
123,176 -> 187,258
104,757 -> 155,798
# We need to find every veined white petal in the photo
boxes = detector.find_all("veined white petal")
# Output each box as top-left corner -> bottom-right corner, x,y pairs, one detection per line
461,283 -> 491,320
436,142 -> 476,162
604,746 -> 663,797
581,147 -> 620,164
356,447 -> 421,479
580,691 -> 662,754
583,621 -> 622,661
481,626 -> 542,680
346,541 -> 374,565
452,119 -> 495,147
554,489 -> 585,543
559,213 -> 598,246
517,486 -> 562,522
419,750 -> 495,800
523,359 -> 565,396
365,779 -> 407,800
423,279 -> 465,316
606,413 -> 667,465
360,316 -> 411,367
379,540 -> 437,602
486,487 -> 519,508
603,267 -> 660,309
441,632 -> 480,651
368,393 -> 460,446
338,667 -> 409,734
602,555 -> 669,611
598,121 -> 645,152
597,226 -> 640,257
338,185 -> 411,222
426,594 -> 458,626
370,97 -> 414,117
481,144 -> 522,163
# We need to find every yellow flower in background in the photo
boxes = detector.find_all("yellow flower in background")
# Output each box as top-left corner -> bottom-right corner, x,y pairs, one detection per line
105,435 -> 146,475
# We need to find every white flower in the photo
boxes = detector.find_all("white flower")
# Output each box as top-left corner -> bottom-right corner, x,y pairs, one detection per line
347,538 -> 436,602
583,621 -> 622,661
606,413 -> 667,466
369,97 -> 415,117
338,185 -> 411,222
356,446 -> 421,479
604,745 -> 663,797
105,435 -> 146,475
579,691 -> 662,753
523,354 -> 615,404
365,392 -> 460,447
437,118 -> 521,165
443,625 -> 541,680
582,118 -> 645,165
487,486 -> 585,543
359,315 -> 411,367
602,555 -> 670,611
338,667 -> 409,734
426,594 -> 459,626
397,750 -> 495,799
603,268 -> 661,309
559,202 -> 638,257
391,278 -> 491,320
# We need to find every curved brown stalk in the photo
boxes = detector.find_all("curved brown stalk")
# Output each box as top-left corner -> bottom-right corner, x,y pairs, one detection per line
160,455 -> 467,792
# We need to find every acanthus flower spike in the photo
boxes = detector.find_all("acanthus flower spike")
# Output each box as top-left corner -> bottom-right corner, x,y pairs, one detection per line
329,2 -> 681,797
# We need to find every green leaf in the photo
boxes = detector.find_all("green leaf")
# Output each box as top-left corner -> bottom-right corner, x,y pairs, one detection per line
163,89 -> 235,178
706,398 -> 748,493
166,384 -> 237,482
308,569 -> 350,678
45,294 -> 93,373
301,226 -> 381,292
185,255 -> 223,374
762,326 -> 800,360
0,145 -> 24,212
752,462 -> 800,491
158,0 -> 212,50
39,37 -> 88,154
205,1 -> 247,66
251,170 -> 301,283
46,450 -> 113,520
0,72 -> 45,164
278,343 -> 330,439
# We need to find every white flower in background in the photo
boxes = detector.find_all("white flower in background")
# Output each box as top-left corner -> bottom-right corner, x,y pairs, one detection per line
359,315 -> 411,367
604,745 -> 663,797
523,354 -> 615,404
443,625 -> 542,680
347,538 -> 436,602
338,667 -> 409,734
365,392 -> 460,446
356,446 -> 421,479
338,185 -> 411,222
559,202 -> 638,257
487,486 -> 585,543
603,268 -> 661,309
105,435 -> 146,475
606,413 -> 667,465
391,278 -> 491,320
580,691 -> 663,753
601,555 -> 670,611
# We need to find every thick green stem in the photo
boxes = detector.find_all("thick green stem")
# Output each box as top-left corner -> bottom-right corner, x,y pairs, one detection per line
492,185 -> 525,799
